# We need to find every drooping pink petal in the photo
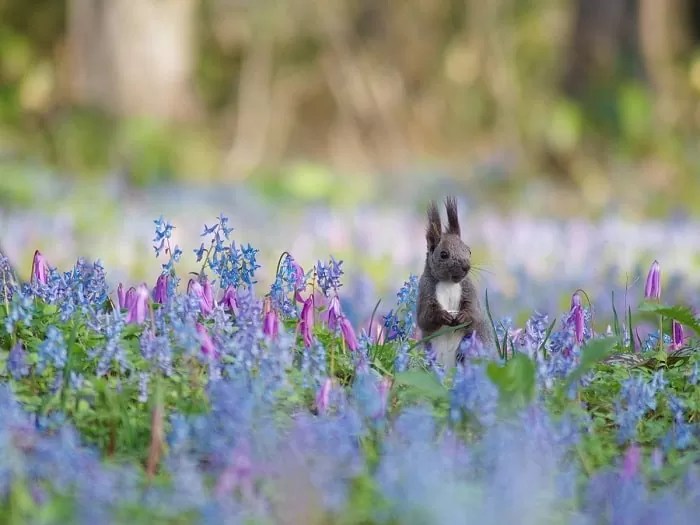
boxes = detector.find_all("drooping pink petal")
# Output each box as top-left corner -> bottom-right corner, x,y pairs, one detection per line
188,278 -> 214,315
300,295 -> 314,347
644,260 -> 661,300
126,284 -> 149,324
117,283 -> 127,309
325,294 -> 342,330
31,250 -> 49,285
263,309 -> 280,340
339,316 -> 359,351
316,378 -> 332,414
152,274 -> 169,304
196,323 -> 216,357
671,320 -> 684,350
221,285 -> 238,312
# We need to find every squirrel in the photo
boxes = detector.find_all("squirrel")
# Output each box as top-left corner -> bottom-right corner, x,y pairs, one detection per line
416,197 -> 491,368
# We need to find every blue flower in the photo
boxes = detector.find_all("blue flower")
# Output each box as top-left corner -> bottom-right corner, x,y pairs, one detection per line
38,326 -> 67,373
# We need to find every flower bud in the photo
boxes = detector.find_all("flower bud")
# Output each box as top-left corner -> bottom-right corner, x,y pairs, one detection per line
126,284 -> 149,324
300,295 -> 314,347
188,278 -> 214,315
152,274 -> 169,304
31,250 -> 49,285
644,260 -> 661,300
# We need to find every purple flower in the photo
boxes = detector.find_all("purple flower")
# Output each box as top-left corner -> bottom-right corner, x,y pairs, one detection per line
117,283 -> 127,309
203,279 -> 214,310
571,292 -> 585,345
126,284 -> 149,324
621,444 -> 641,480
152,274 -> 169,304
339,316 -> 359,351
316,377 -> 333,414
644,260 -> 661,300
300,295 -> 314,347
8,342 -> 29,379
263,306 -> 279,340
196,323 -> 216,357
221,285 -> 238,312
31,250 -> 49,285
671,320 -> 684,350
125,286 -> 136,310
325,294 -> 342,330
188,278 -> 214,315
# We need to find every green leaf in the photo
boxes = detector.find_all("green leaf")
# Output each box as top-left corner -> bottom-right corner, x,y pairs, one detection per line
565,337 -> 617,388
486,352 -> 536,410
393,370 -> 448,402
638,303 -> 700,333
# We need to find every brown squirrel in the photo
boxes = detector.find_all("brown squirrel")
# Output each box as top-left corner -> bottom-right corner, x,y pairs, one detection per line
416,197 -> 491,367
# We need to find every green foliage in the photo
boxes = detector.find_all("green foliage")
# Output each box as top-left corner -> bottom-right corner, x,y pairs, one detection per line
486,352 -> 536,412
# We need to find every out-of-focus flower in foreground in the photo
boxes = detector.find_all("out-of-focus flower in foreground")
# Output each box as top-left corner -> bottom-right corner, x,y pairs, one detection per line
197,322 -> 217,357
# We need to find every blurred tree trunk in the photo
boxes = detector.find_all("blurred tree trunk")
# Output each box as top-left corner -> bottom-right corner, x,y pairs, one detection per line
638,0 -> 693,127
562,0 -> 642,99
67,0 -> 199,121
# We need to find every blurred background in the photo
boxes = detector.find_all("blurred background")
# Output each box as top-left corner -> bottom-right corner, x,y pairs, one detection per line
2,0 -> 700,324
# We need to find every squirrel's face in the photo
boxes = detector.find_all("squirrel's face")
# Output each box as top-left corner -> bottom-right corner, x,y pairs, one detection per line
425,197 -> 471,283
428,233 -> 472,283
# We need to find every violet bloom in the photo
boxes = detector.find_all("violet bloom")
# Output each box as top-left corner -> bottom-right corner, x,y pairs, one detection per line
221,285 -> 238,312
31,250 -> 49,285
339,316 -> 359,351
325,294 -> 342,330
671,320 -> 684,350
117,283 -> 127,309
644,260 -> 661,300
152,274 -> 169,304
621,444 -> 642,481
188,278 -> 214,315
316,378 -> 332,414
263,308 -> 279,340
125,287 -> 137,310
126,284 -> 149,324
300,295 -> 314,347
571,292 -> 585,345
203,279 -> 214,310
291,258 -> 306,302
196,323 -> 216,357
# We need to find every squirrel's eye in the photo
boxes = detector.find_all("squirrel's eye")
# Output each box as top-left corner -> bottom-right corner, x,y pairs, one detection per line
440,250 -> 449,259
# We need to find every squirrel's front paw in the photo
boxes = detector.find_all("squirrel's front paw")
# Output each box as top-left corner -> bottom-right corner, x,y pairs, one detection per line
453,311 -> 472,326
439,310 -> 454,326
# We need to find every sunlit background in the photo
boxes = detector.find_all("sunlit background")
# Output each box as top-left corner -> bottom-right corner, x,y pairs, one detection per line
2,0 -> 700,325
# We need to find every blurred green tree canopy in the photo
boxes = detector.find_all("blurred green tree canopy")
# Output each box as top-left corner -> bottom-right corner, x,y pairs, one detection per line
1,0 -> 700,214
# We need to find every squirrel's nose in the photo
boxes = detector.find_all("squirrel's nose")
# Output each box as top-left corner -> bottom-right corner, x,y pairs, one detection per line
461,263 -> 470,273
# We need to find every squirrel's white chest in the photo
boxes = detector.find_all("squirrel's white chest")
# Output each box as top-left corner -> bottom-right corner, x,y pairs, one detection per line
435,281 -> 462,313
432,281 -> 464,368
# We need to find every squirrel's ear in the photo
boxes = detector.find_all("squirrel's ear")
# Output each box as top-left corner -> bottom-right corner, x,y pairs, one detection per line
444,196 -> 460,236
426,200 -> 441,252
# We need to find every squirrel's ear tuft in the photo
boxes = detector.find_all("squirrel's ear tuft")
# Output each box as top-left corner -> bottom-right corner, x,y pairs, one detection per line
426,200 -> 442,252
444,196 -> 460,236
